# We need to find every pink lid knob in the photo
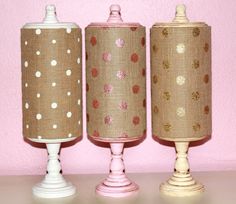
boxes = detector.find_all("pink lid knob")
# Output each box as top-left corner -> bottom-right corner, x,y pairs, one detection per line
107,4 -> 123,23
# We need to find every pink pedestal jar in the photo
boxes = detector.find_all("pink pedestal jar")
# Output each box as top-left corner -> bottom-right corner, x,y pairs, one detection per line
85,4 -> 146,197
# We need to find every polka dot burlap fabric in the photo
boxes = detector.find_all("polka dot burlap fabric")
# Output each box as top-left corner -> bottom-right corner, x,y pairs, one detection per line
21,28 -> 82,140
86,26 -> 146,142
151,26 -> 211,141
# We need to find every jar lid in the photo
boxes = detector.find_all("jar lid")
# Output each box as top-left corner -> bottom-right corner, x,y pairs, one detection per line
22,5 -> 79,29
152,4 -> 209,28
87,4 -> 142,28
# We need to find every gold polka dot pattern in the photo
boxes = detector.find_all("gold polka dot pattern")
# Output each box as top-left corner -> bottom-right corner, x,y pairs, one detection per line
151,26 -> 211,141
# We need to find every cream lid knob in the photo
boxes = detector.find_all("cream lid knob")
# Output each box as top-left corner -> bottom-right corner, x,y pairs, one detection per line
43,5 -> 59,23
172,4 -> 189,23
107,4 -> 123,23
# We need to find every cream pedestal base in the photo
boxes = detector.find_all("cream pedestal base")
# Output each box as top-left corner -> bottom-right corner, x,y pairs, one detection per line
96,143 -> 139,197
160,142 -> 204,197
29,141 -> 76,198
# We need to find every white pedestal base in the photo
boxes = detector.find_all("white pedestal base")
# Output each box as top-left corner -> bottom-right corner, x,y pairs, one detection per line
33,177 -> 76,198
32,143 -> 76,198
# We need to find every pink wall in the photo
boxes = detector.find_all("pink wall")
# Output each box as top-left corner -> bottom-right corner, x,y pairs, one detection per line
0,0 -> 236,175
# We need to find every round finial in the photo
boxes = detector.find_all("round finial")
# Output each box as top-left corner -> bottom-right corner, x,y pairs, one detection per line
107,4 -> 123,23
172,4 -> 189,23
110,4 -> 121,13
43,4 -> 59,23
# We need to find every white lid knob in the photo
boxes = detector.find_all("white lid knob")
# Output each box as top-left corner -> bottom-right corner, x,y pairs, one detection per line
172,4 -> 189,23
107,4 -> 123,23
43,5 -> 59,23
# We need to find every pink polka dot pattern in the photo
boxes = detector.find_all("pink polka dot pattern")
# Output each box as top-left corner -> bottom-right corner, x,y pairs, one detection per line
119,101 -> 128,110
104,84 -> 113,94
102,52 -> 112,62
86,26 -> 146,141
116,70 -> 126,80
115,38 -> 125,48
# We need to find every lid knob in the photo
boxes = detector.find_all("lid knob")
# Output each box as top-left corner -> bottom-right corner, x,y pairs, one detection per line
172,4 -> 189,23
107,4 -> 123,23
43,5 -> 59,23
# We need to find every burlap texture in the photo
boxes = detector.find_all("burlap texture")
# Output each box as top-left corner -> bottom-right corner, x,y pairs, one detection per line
86,26 -> 146,141
151,26 -> 211,141
21,28 -> 82,139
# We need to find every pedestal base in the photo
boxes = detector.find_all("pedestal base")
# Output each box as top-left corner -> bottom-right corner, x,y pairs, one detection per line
95,142 -> 139,197
96,179 -> 138,197
160,173 -> 204,197
32,143 -> 76,198
33,177 -> 76,198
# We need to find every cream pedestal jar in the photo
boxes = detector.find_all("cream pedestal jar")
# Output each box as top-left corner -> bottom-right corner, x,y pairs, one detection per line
151,4 -> 211,197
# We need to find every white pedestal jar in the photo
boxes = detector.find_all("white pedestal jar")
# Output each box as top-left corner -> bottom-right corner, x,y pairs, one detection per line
21,4 -> 82,198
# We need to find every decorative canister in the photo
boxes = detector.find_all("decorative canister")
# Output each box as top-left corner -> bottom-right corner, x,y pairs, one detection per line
151,4 -> 211,197
86,4 -> 146,197
21,5 -> 82,198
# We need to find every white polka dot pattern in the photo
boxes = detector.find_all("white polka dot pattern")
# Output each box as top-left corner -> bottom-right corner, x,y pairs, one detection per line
25,103 -> 29,109
36,114 -> 42,120
66,69 -> 71,76
35,29 -> 41,35
176,107 -> 185,117
51,102 -> 57,109
66,28 -> 71,33
67,112 -> 72,118
24,61 -> 28,67
176,43 -> 185,54
176,76 -> 185,85
21,28 -> 82,139
35,71 -> 41,78
51,60 -> 57,66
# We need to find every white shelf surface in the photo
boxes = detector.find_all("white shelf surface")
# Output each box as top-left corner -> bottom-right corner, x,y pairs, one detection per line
0,172 -> 235,204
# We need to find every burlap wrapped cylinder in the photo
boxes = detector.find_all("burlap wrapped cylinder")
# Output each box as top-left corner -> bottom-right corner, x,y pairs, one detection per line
151,25 -> 211,141
86,26 -> 146,142
21,28 -> 82,140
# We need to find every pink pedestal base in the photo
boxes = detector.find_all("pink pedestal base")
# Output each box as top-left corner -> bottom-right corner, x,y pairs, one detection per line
96,179 -> 138,197
96,142 -> 139,197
